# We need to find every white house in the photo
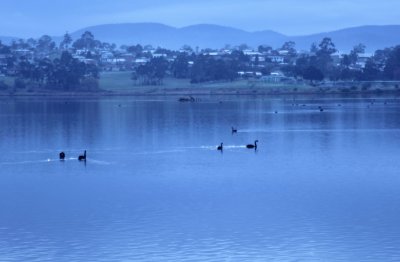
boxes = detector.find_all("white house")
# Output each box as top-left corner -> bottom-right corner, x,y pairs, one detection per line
268,55 -> 285,64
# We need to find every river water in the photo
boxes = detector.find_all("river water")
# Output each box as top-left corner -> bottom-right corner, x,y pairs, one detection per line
0,95 -> 399,261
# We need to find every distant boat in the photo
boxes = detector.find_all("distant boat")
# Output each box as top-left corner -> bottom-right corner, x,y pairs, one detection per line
217,143 -> 223,151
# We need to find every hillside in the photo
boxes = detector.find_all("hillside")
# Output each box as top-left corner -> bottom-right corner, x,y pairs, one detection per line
2,23 -> 400,52
70,23 -> 400,51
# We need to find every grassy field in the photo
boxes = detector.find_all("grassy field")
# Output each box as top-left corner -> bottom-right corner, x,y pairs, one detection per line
0,75 -> 15,86
99,71 -> 192,91
1,71 -> 398,96
99,71 -> 135,91
99,71 -> 312,92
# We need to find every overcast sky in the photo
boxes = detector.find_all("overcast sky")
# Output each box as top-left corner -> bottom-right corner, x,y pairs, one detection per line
1,0 -> 399,37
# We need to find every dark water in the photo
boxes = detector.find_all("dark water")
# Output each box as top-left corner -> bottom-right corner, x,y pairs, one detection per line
0,96 -> 400,261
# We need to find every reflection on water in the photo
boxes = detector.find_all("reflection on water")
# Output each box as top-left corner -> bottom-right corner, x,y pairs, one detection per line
0,96 -> 400,261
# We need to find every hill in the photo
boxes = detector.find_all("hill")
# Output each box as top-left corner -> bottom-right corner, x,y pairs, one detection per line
290,25 -> 400,52
2,23 -> 400,52
70,23 -> 400,52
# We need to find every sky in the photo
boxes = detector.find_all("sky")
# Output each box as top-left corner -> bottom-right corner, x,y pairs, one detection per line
1,0 -> 399,37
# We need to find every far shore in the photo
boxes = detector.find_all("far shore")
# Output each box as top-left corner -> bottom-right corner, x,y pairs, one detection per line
1,86 -> 399,98
1,72 -> 400,98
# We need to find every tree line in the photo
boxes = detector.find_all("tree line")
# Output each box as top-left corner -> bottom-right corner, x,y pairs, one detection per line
1,30 -> 400,91
0,32 -> 106,91
132,38 -> 400,85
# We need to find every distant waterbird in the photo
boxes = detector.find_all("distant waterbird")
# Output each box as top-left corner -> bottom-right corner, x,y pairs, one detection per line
246,140 -> 258,149
78,150 -> 86,161
217,143 -> 223,151
231,127 -> 237,133
59,152 -> 65,160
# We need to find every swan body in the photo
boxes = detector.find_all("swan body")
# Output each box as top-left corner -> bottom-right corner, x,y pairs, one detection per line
78,150 -> 86,161
59,152 -> 65,160
246,140 -> 258,149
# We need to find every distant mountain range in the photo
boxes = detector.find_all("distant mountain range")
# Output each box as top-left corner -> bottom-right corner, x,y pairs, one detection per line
2,23 -> 400,52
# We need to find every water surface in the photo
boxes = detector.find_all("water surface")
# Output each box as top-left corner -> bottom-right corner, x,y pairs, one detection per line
1,95 -> 400,261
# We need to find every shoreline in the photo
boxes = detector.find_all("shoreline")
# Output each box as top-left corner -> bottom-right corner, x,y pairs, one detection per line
1,87 -> 399,98
3,73 -> 400,98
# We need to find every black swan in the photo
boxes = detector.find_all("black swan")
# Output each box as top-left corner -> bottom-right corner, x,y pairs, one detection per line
59,152 -> 65,160
78,150 -> 86,161
231,127 -> 237,133
217,143 -> 223,151
246,140 -> 258,149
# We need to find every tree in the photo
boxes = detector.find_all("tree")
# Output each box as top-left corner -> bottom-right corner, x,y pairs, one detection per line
143,44 -> 154,51
60,32 -> 73,50
362,59 -> 381,80
136,57 -> 168,85
26,38 -> 37,49
72,31 -> 97,50
317,38 -> 336,56
373,48 -> 391,70
230,50 -> 250,65
310,43 -> 318,53
190,52 -> 242,83
281,41 -> 297,56
127,44 -> 143,56
341,54 -> 351,68
294,54 -> 313,78
181,45 -> 193,53
238,44 -> 250,51
314,37 -> 337,77
258,45 -> 272,53
0,41 -> 11,54
47,51 -> 98,90
349,43 -> 366,65
303,66 -> 324,82
172,53 -> 190,78
36,35 -> 56,54
384,45 -> 400,80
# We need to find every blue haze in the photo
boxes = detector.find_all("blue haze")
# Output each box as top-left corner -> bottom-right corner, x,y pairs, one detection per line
1,0 -> 400,37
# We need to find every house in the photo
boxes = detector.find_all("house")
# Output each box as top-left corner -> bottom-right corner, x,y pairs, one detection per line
261,71 -> 287,83
204,52 -> 220,56
100,51 -> 114,61
267,55 -> 285,64
83,59 -> 97,65
356,53 -> 373,68
134,58 -> 150,66
14,49 -> 34,60
278,50 -> 289,56
75,49 -> 91,56
237,71 -> 263,78
72,55 -> 86,62
243,50 -> 262,56
153,53 -> 167,58
250,56 -> 266,63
